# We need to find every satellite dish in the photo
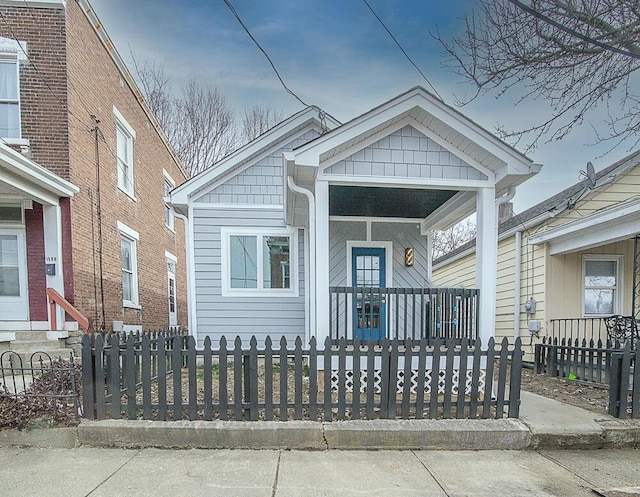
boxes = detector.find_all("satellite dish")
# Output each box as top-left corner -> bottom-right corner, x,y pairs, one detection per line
585,161 -> 596,189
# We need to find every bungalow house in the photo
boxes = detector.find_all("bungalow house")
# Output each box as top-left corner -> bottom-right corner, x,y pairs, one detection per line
433,150 -> 640,358
0,0 -> 188,359
169,87 -> 542,347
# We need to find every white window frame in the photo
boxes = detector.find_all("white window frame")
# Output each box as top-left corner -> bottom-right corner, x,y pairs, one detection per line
0,37 -> 26,143
221,227 -> 298,297
114,106 -> 136,199
118,221 -> 140,309
582,254 -> 623,317
163,170 -> 175,231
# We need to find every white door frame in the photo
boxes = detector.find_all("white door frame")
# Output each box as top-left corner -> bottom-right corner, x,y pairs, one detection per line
0,226 -> 29,321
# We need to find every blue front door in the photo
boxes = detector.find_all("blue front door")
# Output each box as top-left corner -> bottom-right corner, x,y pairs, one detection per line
352,247 -> 386,340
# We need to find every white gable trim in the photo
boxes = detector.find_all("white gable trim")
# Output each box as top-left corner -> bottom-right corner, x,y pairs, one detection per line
172,107 -> 340,205
317,116 -> 495,182
191,126 -> 320,203
528,198 -> 640,255
292,88 -> 532,174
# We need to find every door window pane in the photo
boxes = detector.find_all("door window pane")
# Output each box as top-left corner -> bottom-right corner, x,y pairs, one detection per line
0,234 -> 20,297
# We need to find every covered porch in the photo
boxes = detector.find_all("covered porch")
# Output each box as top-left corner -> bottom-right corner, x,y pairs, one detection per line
283,87 -> 541,345
0,142 -> 78,331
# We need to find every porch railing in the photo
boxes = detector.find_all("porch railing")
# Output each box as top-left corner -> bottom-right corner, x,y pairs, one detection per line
46,287 -> 93,333
547,317 -> 609,344
329,287 -> 479,343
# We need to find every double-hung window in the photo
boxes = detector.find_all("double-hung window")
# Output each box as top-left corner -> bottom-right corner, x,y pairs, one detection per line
583,256 -> 622,316
163,170 -> 175,231
114,106 -> 135,198
118,222 -> 139,308
222,228 -> 297,296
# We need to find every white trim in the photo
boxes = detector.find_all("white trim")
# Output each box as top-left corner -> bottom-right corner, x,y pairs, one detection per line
117,221 -> 139,240
118,221 -> 140,308
192,126 -> 322,202
192,203 -> 284,211
318,174 -> 491,190
0,226 -> 28,320
163,171 -> 176,231
330,216 -> 427,224
165,250 -> 177,263
112,106 -> 136,139
0,36 -> 27,61
528,198 -> 640,255
0,1 -> 65,8
220,227 -> 299,298
171,108 -> 339,205
162,169 -> 175,187
582,254 -> 624,317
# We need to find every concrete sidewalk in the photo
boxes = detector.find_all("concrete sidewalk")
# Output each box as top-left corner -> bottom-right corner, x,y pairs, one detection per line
1,446 -> 639,496
1,391 -> 639,451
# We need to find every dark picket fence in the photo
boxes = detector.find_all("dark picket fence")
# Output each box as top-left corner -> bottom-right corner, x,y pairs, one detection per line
82,333 -> 523,422
534,336 -> 639,419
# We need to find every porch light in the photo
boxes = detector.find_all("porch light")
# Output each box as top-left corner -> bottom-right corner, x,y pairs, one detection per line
404,247 -> 414,267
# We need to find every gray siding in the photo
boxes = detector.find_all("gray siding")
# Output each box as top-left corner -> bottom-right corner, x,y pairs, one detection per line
195,129 -> 321,205
328,220 -> 429,287
193,207 -> 306,346
325,125 -> 487,181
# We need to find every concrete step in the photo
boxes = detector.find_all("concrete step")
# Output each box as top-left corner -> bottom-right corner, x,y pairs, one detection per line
12,330 -> 50,342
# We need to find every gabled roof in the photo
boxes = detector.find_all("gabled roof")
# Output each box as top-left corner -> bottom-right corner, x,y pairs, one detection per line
169,106 -> 340,211
434,149 -> 640,266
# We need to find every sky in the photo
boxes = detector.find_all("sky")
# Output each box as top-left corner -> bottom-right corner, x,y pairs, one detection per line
89,0 -> 636,213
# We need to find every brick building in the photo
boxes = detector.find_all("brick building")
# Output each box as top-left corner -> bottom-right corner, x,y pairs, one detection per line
0,0 -> 188,351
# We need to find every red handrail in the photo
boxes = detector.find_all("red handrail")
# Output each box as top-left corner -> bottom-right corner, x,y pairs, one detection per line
46,287 -> 92,334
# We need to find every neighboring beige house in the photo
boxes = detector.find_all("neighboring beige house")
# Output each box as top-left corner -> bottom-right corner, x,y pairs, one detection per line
433,150 -> 640,357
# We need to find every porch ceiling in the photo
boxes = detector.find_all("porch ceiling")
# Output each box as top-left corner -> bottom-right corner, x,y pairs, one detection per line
329,185 -> 458,218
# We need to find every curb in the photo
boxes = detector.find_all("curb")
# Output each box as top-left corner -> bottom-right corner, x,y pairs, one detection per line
1,418 -> 639,451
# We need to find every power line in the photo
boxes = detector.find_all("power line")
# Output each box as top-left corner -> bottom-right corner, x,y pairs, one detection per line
507,0 -> 640,60
221,0 -> 309,107
361,0 -> 444,101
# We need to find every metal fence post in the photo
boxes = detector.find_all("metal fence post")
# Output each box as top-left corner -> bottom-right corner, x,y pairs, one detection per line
81,334 -> 96,419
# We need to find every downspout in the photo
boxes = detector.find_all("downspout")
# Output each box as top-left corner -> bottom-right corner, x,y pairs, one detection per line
287,176 -> 316,341
514,230 -> 522,340
174,210 -> 195,339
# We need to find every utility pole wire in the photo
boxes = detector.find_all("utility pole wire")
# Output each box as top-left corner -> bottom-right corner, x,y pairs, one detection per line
362,0 -> 444,101
221,0 -> 309,107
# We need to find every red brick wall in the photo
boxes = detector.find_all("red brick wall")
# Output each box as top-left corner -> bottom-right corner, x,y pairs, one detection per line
0,2 -> 188,330
25,203 -> 46,321
65,0 -> 188,330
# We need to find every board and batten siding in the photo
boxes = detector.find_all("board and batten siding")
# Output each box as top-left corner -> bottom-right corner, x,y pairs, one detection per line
324,125 -> 488,182
195,129 -> 320,205
192,207 -> 306,346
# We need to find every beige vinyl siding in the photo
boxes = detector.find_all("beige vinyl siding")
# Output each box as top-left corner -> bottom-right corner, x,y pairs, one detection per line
432,252 -> 476,288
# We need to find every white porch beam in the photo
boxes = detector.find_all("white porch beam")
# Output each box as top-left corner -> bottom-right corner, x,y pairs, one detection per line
475,186 -> 497,344
315,180 -> 330,345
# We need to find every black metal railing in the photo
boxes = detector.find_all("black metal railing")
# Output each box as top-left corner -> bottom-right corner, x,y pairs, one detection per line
547,317 -> 609,344
329,287 -> 479,343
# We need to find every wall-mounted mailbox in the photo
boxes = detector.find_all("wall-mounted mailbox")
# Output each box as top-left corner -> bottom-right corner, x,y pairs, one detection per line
45,263 -> 56,276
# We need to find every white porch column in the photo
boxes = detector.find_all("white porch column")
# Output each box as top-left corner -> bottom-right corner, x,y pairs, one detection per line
426,231 -> 433,283
315,180 -> 330,346
43,203 -> 65,328
475,186 -> 497,344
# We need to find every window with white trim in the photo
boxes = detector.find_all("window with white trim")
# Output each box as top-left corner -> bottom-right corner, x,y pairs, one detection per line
583,256 -> 622,316
222,228 -> 297,295
0,55 -> 20,139
114,107 -> 135,197
119,222 -> 139,307
163,171 -> 175,230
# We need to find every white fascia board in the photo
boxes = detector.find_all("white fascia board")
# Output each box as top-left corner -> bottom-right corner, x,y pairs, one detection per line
529,199 -> 640,254
0,142 -> 78,202
170,108 -> 331,205
321,175 -> 491,190
0,0 -> 65,7
421,191 -> 476,232
292,87 -> 533,174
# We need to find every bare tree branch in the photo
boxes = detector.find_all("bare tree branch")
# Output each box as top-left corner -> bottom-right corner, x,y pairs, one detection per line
434,0 -> 640,152
432,220 -> 477,260
241,105 -> 284,142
